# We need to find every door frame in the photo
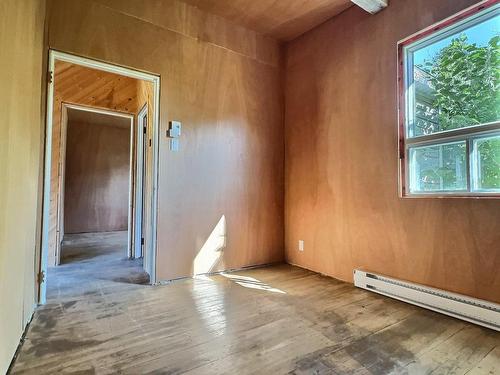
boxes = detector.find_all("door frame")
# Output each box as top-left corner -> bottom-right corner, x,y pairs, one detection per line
56,104 -> 135,262
39,49 -> 161,303
134,104 -> 148,259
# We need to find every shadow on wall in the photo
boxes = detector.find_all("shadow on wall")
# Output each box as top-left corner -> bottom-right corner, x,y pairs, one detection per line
193,215 -> 226,275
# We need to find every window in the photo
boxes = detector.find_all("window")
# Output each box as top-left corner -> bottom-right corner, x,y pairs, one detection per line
398,1 -> 500,197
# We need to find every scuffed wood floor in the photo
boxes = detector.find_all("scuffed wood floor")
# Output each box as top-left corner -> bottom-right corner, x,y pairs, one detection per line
10,232 -> 500,374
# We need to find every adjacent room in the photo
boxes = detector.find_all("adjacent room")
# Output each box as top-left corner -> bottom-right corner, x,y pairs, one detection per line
40,59 -> 156,301
1,0 -> 499,374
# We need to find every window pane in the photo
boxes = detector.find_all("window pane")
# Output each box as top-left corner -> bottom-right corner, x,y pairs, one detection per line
475,135 -> 500,190
409,142 -> 467,192
409,13 -> 500,137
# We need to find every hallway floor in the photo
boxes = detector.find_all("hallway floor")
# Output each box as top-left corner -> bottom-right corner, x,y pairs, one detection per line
46,231 -> 149,303
9,234 -> 500,374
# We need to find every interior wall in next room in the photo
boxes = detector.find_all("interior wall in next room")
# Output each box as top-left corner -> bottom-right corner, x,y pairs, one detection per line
284,0 -> 500,303
0,0 -> 46,373
46,0 -> 285,281
64,110 -> 131,234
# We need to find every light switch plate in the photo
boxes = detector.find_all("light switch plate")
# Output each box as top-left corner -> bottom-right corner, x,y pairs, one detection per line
298,240 -> 304,252
168,120 -> 181,138
170,138 -> 180,151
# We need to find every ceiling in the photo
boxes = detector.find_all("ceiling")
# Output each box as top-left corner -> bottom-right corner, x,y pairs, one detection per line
55,60 -> 144,114
182,0 -> 353,41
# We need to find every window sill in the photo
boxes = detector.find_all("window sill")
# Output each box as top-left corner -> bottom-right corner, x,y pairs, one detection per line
400,192 -> 500,199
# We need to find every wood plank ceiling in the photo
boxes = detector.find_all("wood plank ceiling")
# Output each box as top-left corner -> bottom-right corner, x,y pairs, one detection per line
54,61 -> 141,113
182,0 -> 353,40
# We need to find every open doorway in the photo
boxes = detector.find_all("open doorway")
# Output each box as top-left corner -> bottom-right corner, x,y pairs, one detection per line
61,106 -> 133,260
38,51 -> 160,304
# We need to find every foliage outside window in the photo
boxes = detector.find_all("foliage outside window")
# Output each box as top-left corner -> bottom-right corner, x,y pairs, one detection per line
401,3 -> 500,196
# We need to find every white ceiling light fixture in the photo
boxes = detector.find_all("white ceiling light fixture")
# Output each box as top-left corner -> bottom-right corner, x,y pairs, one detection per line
351,0 -> 388,14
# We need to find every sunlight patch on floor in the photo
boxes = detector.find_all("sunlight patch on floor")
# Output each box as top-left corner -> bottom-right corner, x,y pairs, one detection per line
221,272 -> 286,294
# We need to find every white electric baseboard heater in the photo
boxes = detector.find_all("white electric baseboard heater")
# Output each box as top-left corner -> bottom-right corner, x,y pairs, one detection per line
354,270 -> 500,331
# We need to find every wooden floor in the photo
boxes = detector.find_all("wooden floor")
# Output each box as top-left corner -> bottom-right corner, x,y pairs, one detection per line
10,233 -> 500,374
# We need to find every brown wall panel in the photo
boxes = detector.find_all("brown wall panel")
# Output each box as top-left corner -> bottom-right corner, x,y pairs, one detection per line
180,0 -> 353,41
46,0 -> 284,280
64,117 -> 131,234
0,0 -> 46,372
92,0 -> 281,67
284,0 -> 500,303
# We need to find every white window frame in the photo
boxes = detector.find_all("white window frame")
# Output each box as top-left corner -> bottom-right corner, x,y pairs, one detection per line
398,1 -> 500,198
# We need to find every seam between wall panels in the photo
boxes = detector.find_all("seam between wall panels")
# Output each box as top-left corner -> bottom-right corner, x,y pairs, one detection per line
92,1 -> 282,68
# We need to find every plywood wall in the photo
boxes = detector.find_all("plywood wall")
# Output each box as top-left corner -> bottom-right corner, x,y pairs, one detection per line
46,0 -> 285,280
48,61 -> 149,265
284,0 -> 500,303
64,116 -> 131,234
180,0 -> 353,40
0,0 -> 46,373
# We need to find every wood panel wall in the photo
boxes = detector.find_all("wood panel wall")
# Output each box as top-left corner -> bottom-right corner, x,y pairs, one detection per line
46,0 -> 285,280
284,0 -> 500,303
90,0 -> 280,67
181,0 -> 353,40
64,117 -> 131,234
0,0 -> 46,373
48,61 -> 149,265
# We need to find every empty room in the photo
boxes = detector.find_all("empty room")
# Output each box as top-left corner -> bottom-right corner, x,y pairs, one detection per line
43,60 -> 156,298
0,0 -> 499,374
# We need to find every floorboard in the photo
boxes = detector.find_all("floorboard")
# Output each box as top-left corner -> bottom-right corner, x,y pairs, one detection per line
10,232 -> 500,374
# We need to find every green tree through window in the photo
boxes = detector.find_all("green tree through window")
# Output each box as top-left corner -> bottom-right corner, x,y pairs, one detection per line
419,34 -> 499,132
411,33 -> 500,192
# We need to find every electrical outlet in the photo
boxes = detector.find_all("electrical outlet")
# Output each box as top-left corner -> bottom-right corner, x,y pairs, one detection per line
298,240 -> 304,252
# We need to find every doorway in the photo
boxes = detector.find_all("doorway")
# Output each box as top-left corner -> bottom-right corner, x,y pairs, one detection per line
58,105 -> 135,258
38,50 -> 160,304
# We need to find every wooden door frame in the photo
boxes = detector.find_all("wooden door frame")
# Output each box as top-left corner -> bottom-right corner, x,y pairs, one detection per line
56,104 -> 135,263
39,49 -> 161,304
134,104 -> 148,259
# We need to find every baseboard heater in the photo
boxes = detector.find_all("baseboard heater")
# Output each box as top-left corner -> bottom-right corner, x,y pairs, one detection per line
353,270 -> 500,331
